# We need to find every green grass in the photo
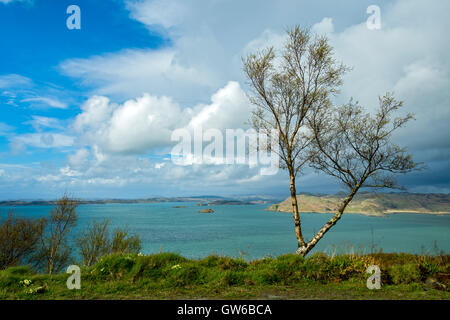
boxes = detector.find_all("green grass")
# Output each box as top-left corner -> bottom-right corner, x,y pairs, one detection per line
0,252 -> 448,300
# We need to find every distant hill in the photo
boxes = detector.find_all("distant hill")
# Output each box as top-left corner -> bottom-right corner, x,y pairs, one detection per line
0,196 -> 270,207
266,192 -> 450,216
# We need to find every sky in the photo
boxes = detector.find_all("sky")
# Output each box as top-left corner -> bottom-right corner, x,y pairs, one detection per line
0,0 -> 449,200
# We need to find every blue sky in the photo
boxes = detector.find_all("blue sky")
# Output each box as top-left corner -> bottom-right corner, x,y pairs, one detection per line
0,0 -> 164,128
0,0 -> 449,200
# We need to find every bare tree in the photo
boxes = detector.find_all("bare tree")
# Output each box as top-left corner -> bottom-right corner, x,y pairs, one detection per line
243,26 -> 347,251
33,194 -> 79,274
300,93 -> 420,256
76,221 -> 142,266
0,211 -> 46,269
76,219 -> 111,267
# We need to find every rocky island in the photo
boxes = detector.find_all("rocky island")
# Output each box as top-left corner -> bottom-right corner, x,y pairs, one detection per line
199,209 -> 214,213
267,192 -> 450,216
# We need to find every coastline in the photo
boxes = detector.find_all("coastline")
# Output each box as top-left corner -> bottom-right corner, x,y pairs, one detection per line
266,192 -> 450,217
266,207 -> 450,217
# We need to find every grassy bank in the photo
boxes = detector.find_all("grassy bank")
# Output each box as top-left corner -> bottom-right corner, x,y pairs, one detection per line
0,252 -> 448,300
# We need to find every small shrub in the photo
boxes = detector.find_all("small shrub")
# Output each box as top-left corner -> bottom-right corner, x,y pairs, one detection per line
273,254 -> 305,270
198,255 -> 222,268
300,253 -> 330,281
371,253 -> 419,267
77,220 -> 111,267
327,255 -> 354,280
111,228 -> 142,254
92,253 -> 137,279
148,252 -> 187,266
221,271 -> 246,286
0,266 -> 36,292
355,254 -> 377,269
268,255 -> 305,283
388,263 -> 421,284
0,211 -> 46,270
32,194 -> 79,274
4,266 -> 35,277
198,255 -> 247,271
252,269 -> 281,285
418,256 -> 446,278
308,252 -> 330,265
165,264 -> 204,287
129,258 -> 163,281
129,253 -> 185,281
249,257 -> 274,267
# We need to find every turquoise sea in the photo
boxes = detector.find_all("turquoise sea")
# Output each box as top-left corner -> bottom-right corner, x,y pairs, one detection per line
1,202 -> 449,259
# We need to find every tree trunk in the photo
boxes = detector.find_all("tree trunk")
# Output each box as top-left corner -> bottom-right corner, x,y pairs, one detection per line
48,257 -> 54,275
48,242 -> 55,274
296,186 -> 359,256
289,173 -> 306,248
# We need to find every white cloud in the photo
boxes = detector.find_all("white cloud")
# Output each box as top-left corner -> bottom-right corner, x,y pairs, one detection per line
242,29 -> 287,57
236,1 -> 450,160
10,133 -> 74,152
73,96 -> 113,132
74,93 -> 184,154
126,0 -> 186,29
154,162 -> 165,169
0,0 -> 31,4
60,49 -> 218,103
0,122 -> 14,135
73,81 -> 251,155
67,148 -> 90,168
63,0 -> 345,102
187,81 -> 250,130
25,116 -> 63,131
21,97 -> 67,109
60,166 -> 81,177
0,74 -> 75,110
0,74 -> 32,88
323,1 -> 450,159
36,80 -> 257,192
312,17 -> 334,35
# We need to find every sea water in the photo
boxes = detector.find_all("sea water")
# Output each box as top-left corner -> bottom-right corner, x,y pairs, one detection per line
1,202 -> 449,260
